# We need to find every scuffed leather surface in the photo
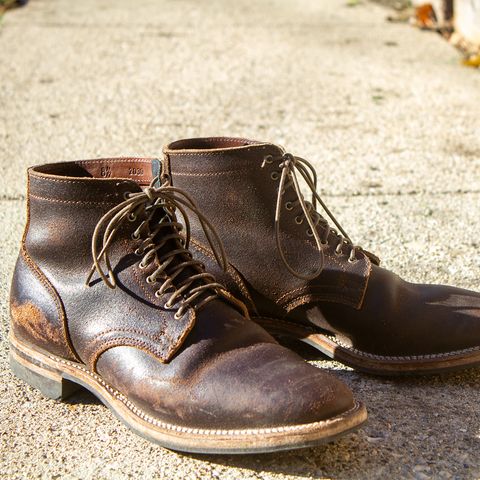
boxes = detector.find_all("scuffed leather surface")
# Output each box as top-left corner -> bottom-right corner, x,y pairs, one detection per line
97,301 -> 354,429
10,252 -> 76,360
25,171 -> 194,368
165,138 -> 480,358
11,159 -> 356,430
300,265 -> 480,356
165,140 -> 371,311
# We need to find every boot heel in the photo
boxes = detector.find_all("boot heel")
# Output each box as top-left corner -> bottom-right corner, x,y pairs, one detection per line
10,349 -> 82,401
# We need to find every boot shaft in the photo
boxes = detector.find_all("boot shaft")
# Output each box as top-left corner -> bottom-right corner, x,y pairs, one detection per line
11,158 -> 228,368
164,137 -> 372,315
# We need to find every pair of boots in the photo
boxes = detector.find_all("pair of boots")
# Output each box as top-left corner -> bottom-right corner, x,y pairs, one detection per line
10,137 -> 480,454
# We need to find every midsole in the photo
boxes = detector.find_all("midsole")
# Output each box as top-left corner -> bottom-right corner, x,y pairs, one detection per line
9,333 -> 367,453
255,316 -> 480,374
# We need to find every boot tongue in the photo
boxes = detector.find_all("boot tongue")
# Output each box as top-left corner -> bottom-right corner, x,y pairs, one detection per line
151,158 -> 162,188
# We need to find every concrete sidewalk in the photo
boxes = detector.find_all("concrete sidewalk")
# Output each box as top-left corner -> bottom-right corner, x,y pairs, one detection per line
0,0 -> 479,478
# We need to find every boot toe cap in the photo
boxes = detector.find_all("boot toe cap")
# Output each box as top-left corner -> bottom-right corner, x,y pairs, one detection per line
96,343 -> 356,430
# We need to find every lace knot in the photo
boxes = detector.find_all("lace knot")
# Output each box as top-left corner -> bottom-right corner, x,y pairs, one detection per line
84,179 -> 237,318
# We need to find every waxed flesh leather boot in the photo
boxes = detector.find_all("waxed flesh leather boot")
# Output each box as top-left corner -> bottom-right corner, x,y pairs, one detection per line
164,137 -> 480,375
9,158 -> 367,454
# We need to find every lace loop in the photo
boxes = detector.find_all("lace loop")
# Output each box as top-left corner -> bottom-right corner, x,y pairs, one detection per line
263,152 -> 362,279
85,179 -> 228,316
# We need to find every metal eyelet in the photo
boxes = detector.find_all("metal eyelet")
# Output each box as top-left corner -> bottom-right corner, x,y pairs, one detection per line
285,202 -> 293,211
348,253 -> 358,263
321,240 -> 329,247
335,247 -> 343,256
146,276 -> 155,284
174,311 -> 184,320
128,213 -> 137,222
295,216 -> 303,225
154,290 -> 162,298
164,302 -> 173,309
138,261 -> 147,269
123,191 -> 131,200
131,232 -> 140,240
271,172 -> 279,180
134,248 -> 144,256
306,228 -> 313,237
261,155 -> 274,168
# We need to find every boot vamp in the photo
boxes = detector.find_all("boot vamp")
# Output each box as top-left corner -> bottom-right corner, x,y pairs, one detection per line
316,265 -> 480,356
96,300 -> 355,430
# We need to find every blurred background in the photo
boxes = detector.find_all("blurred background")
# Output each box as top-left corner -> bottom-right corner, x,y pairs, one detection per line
0,1 -> 479,479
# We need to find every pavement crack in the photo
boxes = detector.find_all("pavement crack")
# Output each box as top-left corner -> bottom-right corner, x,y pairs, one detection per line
324,189 -> 480,198
0,195 -> 25,202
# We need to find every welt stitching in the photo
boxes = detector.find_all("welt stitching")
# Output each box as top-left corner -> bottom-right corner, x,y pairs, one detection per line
21,175 -> 31,247
75,159 -> 153,165
283,293 -> 357,311
172,170 -> 250,177
29,193 -> 118,206
277,284 -> 359,304
89,326 -> 167,343
262,317 -> 480,361
132,261 -> 158,305
90,337 -> 169,372
51,353 -> 361,435
29,175 -> 120,185
357,260 -> 372,308
201,137 -> 253,144
171,150 -> 258,157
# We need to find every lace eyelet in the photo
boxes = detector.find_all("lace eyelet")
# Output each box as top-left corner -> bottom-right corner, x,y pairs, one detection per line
131,232 -> 140,240
348,257 -> 358,263
138,261 -> 147,269
146,276 -> 155,284
285,202 -> 293,211
335,248 -> 343,256
306,228 -> 313,237
261,155 -> 274,168
134,248 -> 144,256
154,290 -> 162,298
164,302 -> 173,309
321,240 -> 329,247
174,311 -> 184,320
128,213 -> 137,222
123,191 -> 131,200
271,172 -> 279,181
295,216 -> 303,225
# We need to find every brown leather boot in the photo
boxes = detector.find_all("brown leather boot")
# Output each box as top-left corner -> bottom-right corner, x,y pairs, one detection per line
164,137 -> 480,375
9,158 -> 366,454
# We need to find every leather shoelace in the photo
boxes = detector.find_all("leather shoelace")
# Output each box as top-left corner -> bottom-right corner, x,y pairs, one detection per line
262,152 -> 362,281
86,180 -> 229,319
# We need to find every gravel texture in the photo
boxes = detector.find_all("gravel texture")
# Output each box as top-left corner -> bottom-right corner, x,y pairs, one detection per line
0,0 -> 479,479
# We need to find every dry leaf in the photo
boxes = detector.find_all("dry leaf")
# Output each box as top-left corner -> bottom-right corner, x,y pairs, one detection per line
414,4 -> 437,29
462,55 -> 480,68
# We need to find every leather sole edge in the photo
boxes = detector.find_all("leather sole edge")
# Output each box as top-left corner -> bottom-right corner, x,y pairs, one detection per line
256,317 -> 480,376
9,333 -> 367,454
